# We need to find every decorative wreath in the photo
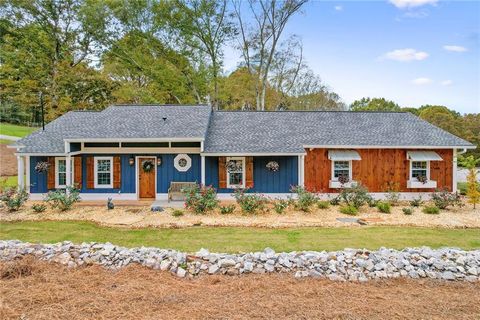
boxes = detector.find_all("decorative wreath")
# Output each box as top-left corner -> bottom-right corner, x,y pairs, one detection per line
266,161 -> 280,172
142,160 -> 155,172
226,160 -> 243,173
34,161 -> 50,173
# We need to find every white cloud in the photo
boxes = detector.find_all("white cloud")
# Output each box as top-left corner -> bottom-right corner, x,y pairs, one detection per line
441,80 -> 453,86
412,77 -> 433,85
389,0 -> 438,9
383,48 -> 429,62
334,5 -> 343,11
443,45 -> 468,52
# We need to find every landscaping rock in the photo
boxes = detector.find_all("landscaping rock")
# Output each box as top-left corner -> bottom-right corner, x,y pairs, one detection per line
0,240 -> 478,282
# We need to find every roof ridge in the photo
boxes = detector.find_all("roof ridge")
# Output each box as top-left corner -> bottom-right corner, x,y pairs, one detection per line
214,110 -> 409,113
110,104 -> 210,107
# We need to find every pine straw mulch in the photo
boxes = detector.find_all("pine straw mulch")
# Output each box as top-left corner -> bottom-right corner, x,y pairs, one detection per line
1,257 -> 479,320
2,201 -> 479,229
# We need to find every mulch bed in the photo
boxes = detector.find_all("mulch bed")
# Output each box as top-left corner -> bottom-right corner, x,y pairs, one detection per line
1,257 -> 479,319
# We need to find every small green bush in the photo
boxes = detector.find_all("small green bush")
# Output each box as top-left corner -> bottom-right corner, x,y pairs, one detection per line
234,189 -> 269,214
32,203 -> 47,213
183,184 -> 219,214
385,182 -> 400,206
339,184 -> 370,209
291,186 -> 317,212
366,196 -> 379,208
422,206 -> 440,214
340,205 -> 358,215
0,187 -> 29,211
219,204 -> 235,215
329,196 -> 341,206
172,209 -> 184,217
402,207 -> 413,215
376,201 -> 391,213
273,199 -> 289,214
409,197 -> 423,207
44,187 -> 80,211
317,201 -> 330,209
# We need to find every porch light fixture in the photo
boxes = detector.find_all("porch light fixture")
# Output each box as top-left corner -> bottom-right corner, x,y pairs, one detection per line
128,156 -> 135,166
157,157 -> 162,166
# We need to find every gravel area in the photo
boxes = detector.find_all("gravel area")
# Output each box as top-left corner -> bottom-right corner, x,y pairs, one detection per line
1,201 -> 479,228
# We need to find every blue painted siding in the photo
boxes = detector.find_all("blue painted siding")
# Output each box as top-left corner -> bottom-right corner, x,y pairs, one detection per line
157,154 -> 201,193
29,154 -> 201,194
30,156 -> 48,193
205,156 -> 298,193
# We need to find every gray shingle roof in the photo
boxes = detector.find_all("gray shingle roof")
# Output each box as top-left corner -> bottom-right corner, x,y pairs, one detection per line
15,105 -> 211,153
202,111 -> 474,154
15,106 -> 474,154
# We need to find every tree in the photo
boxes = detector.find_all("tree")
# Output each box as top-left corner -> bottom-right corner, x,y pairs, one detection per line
350,97 -> 401,111
459,155 -> 480,209
233,0 -> 307,110
165,0 -> 235,109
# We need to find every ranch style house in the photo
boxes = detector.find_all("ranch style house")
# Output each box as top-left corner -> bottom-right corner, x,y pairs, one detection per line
10,104 -> 475,201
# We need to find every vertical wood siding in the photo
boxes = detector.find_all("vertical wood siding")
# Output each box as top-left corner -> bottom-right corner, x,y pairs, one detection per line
304,148 -> 453,193
205,156 -> 298,193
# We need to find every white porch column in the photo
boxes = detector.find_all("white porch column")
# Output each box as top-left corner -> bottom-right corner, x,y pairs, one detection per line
66,154 -> 72,191
298,155 -> 305,187
452,149 -> 457,193
25,155 -> 30,192
201,155 -> 206,185
17,156 -> 25,190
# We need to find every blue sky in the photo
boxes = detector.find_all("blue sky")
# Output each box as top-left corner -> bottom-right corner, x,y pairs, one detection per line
223,0 -> 479,114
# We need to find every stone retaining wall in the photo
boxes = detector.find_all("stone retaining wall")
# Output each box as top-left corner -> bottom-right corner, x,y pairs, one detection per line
1,240 -> 478,282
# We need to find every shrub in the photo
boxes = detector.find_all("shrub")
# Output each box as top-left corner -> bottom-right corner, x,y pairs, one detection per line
402,207 -> 413,215
409,196 -> 423,207
172,209 -> 184,217
32,203 -> 47,213
340,205 -> 358,215
220,204 -> 235,215
273,199 -> 289,214
0,188 -> 29,211
385,182 -> 400,206
459,155 -> 480,209
233,189 -> 269,214
376,201 -> 391,213
422,206 -> 440,214
44,186 -> 80,211
366,196 -> 379,208
183,184 -> 219,214
431,188 -> 462,209
291,186 -> 317,212
329,196 -> 341,206
317,201 -> 330,209
339,184 -> 369,209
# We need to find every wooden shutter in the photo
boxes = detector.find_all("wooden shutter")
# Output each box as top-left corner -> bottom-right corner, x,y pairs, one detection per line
113,156 -> 121,189
47,157 -> 55,189
218,156 -> 227,188
245,156 -> 254,188
86,156 -> 94,189
74,156 -> 82,189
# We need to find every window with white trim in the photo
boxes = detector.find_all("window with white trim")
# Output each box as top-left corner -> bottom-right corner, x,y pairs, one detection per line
410,161 -> 429,181
226,157 -> 245,188
55,157 -> 73,189
332,160 -> 352,181
94,157 -> 113,188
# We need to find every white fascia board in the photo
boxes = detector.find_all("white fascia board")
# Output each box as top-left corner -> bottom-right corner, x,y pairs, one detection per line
303,145 -> 476,150
201,152 -> 306,156
15,153 -> 66,157
64,137 -> 205,143
6,144 -> 25,149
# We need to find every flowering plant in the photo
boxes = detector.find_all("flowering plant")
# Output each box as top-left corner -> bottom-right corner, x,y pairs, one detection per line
266,161 -> 279,172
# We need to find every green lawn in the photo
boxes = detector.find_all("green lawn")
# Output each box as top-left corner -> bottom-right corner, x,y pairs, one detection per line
0,122 -> 37,137
1,221 -> 479,253
0,176 -> 20,188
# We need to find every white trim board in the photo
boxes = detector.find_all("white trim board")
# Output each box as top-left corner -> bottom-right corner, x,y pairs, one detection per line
303,145 -> 475,150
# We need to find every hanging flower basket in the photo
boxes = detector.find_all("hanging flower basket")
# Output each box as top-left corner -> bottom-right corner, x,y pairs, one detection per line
226,160 -> 242,173
142,160 -> 155,172
34,161 -> 50,173
266,161 -> 280,172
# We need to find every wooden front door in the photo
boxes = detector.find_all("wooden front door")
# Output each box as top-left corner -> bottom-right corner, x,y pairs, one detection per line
138,157 -> 156,199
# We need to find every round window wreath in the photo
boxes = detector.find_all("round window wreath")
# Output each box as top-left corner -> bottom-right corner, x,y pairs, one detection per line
142,160 -> 155,172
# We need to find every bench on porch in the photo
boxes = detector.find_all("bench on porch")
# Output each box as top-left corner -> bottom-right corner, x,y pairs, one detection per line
168,182 -> 197,202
